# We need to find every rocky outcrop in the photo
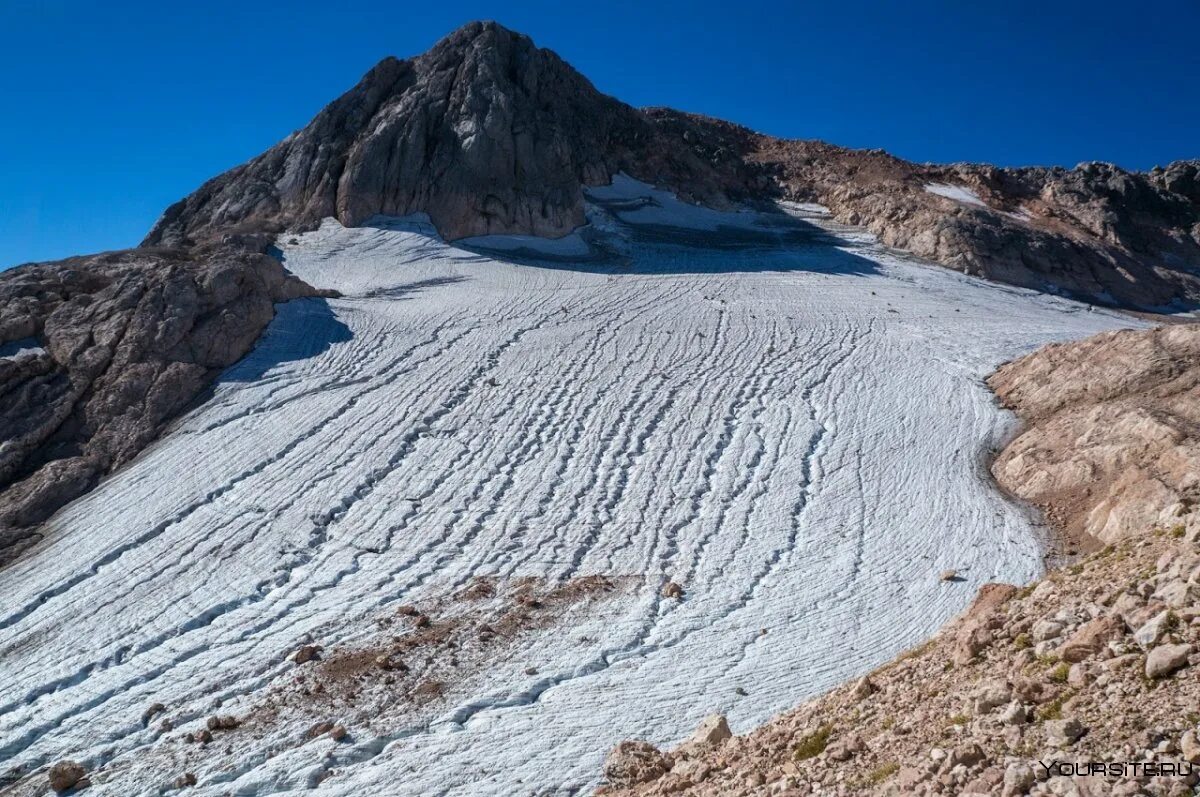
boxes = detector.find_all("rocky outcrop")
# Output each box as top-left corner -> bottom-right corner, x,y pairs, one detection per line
989,324 -> 1200,545
735,126 -> 1200,308
0,244 -> 321,564
144,22 -> 768,248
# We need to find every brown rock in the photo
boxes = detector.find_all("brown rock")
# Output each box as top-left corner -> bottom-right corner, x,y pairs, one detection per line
661,581 -> 684,600
172,773 -> 197,789
48,761 -> 86,792
604,741 -> 671,788
291,644 -> 323,664
1059,615 -> 1122,662
206,715 -> 240,731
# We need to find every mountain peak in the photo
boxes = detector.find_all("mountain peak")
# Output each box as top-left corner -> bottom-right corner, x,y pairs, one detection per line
144,24 -> 754,247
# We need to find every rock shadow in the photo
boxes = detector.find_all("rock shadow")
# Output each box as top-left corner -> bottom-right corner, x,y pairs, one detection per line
219,298 -> 353,384
436,206 -> 883,278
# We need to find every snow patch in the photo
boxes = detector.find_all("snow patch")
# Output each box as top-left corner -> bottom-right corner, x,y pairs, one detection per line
586,173 -> 763,231
924,182 -> 988,208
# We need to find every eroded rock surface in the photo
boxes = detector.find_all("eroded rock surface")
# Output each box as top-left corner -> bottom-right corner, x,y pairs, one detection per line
0,245 -> 321,563
989,324 -> 1200,545
752,136 -> 1200,308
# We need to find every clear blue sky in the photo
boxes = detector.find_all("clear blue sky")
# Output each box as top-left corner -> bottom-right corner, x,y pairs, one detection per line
2,0 -> 1198,269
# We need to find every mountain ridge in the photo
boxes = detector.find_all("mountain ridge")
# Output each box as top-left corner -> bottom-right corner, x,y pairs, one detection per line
144,20 -> 1200,309
143,21 -> 767,248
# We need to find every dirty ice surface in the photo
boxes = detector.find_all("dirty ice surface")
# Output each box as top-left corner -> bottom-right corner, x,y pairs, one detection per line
0,179 -> 1135,795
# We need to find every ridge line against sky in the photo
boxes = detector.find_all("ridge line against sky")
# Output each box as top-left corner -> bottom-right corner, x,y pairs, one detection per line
1,0 -> 1198,269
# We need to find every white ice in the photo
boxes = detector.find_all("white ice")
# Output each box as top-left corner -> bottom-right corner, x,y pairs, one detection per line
0,180 -> 1137,796
924,182 -> 988,208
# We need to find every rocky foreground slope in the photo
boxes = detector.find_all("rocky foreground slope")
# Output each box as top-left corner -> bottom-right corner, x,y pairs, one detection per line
2,20 -> 1197,557
598,324 -> 1200,797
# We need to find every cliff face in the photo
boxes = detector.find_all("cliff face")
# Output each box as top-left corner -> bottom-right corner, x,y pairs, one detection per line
143,22 -> 768,248
0,245 -> 321,564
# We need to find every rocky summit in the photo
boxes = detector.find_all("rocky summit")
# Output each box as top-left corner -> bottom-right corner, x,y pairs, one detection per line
143,21 -> 765,248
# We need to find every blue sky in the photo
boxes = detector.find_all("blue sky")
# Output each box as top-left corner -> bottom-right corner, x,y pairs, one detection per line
2,0 -> 1198,269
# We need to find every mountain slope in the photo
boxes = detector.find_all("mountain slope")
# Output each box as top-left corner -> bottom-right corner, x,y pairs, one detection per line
3,18 -> 1197,574
144,22 -> 1200,309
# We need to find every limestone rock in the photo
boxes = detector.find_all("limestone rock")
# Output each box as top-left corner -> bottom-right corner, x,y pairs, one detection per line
1145,643 -> 1191,679
970,678 -> 1011,714
850,675 -> 876,700
687,714 -> 732,747
1181,729 -> 1200,764
1133,610 -> 1175,650
1044,718 -> 1086,747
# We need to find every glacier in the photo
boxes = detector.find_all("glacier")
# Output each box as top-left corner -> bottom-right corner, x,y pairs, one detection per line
0,183 -> 1136,796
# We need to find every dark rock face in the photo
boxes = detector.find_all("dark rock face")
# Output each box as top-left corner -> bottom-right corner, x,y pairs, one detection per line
0,245 -> 321,564
144,21 -> 767,248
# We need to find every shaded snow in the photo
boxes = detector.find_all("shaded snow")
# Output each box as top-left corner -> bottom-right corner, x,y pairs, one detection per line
0,337 -> 44,360
459,231 -> 593,259
0,187 -> 1138,796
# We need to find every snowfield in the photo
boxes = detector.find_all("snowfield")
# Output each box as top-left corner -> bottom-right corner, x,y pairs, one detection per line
0,183 -> 1135,796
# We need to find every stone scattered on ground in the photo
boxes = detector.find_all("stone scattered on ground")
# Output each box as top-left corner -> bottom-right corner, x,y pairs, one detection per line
661,581 -> 685,600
